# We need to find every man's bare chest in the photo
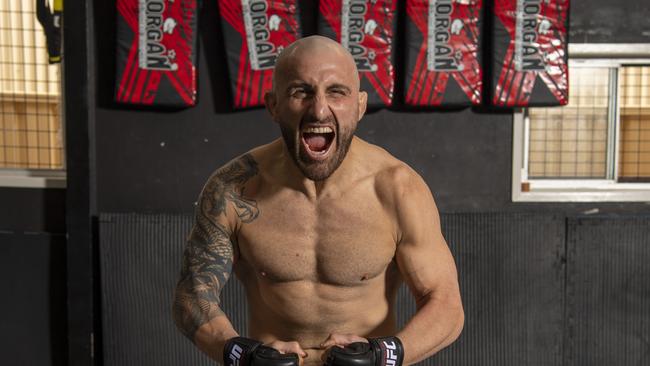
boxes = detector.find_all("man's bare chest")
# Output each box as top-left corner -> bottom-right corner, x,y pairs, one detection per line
235,189 -> 397,286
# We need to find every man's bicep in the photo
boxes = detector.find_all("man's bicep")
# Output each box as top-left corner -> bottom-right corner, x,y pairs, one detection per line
394,172 -> 459,305
396,235 -> 459,307
184,213 -> 236,293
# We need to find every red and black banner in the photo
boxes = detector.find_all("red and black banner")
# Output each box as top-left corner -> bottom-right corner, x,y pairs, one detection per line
219,0 -> 302,108
492,0 -> 569,107
115,0 -> 198,107
318,0 -> 397,107
405,0 -> 483,107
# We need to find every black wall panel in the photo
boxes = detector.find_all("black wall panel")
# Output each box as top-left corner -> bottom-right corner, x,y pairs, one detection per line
99,214 -> 212,366
435,214 -> 566,366
99,213 -> 650,366
565,216 -> 650,366
0,232 -> 67,366
99,213 -> 567,366
0,188 -> 66,233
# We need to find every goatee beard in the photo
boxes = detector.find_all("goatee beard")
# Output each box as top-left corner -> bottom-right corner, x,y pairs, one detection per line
280,124 -> 354,181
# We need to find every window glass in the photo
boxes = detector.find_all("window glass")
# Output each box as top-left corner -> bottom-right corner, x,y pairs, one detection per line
619,66 -> 650,181
527,67 -> 610,179
0,0 -> 64,170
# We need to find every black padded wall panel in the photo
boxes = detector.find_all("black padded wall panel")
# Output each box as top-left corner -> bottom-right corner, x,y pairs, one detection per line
99,213 -> 567,366
565,216 -> 650,366
435,214 -> 566,366
394,214 -> 566,366
100,214 -> 248,366
98,214 -> 650,365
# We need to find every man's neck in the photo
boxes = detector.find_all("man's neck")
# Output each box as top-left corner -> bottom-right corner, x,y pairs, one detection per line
275,138 -> 361,200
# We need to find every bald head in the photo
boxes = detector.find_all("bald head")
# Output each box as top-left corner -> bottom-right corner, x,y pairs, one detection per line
272,36 -> 360,93
264,36 -> 368,181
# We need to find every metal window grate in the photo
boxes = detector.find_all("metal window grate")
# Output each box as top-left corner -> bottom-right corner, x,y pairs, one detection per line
0,0 -> 63,170
527,67 -> 610,179
619,66 -> 650,181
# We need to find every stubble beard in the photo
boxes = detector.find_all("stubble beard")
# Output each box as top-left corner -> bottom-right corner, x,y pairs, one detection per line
280,122 -> 355,181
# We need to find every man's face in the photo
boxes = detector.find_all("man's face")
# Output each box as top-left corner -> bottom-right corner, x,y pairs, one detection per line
266,47 -> 367,181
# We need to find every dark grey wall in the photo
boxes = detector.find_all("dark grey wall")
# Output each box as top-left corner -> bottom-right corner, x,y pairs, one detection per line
569,1 -> 650,43
92,0 -> 517,213
91,0 -> 650,214
0,188 -> 66,233
0,188 -> 67,366
0,231 -> 67,366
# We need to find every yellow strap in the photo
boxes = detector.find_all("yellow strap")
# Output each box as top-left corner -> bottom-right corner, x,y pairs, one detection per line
54,0 -> 63,12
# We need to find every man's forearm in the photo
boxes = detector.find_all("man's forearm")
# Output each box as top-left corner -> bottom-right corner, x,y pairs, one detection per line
173,281 -> 238,362
396,291 -> 464,365
193,315 -> 239,361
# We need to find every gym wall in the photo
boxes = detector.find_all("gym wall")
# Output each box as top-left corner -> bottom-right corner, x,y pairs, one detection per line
1,0 -> 649,365
87,1 -> 650,365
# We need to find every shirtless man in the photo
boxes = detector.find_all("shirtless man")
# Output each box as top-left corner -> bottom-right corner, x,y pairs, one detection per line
172,36 -> 464,366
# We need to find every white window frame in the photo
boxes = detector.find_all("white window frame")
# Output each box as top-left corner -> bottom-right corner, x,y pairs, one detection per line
512,43 -> 650,202
0,169 -> 66,188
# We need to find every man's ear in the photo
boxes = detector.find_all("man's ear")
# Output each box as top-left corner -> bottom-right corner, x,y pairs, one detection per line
357,91 -> 368,121
264,91 -> 278,123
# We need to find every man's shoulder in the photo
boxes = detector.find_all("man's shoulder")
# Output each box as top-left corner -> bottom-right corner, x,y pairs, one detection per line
374,161 -> 424,198
358,140 -> 416,180
360,140 -> 427,201
205,141 -> 278,186
207,152 -> 260,187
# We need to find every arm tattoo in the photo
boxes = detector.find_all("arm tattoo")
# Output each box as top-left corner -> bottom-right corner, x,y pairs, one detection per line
173,154 -> 259,341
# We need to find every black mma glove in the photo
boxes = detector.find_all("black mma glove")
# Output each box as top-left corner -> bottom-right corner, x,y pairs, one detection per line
223,337 -> 299,366
325,336 -> 404,366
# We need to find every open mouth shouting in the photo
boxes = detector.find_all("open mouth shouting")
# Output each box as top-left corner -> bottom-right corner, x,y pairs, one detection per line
300,125 -> 336,161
